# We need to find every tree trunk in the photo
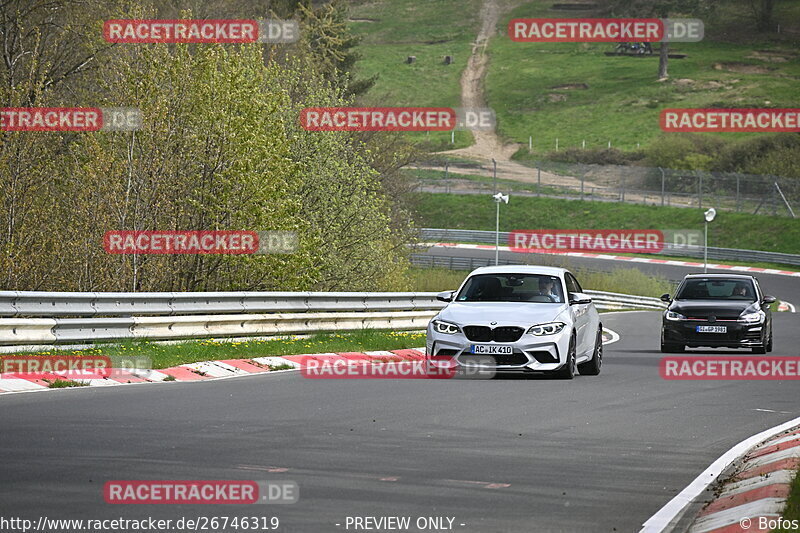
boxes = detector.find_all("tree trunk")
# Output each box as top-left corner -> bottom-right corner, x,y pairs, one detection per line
758,0 -> 774,31
658,41 -> 669,80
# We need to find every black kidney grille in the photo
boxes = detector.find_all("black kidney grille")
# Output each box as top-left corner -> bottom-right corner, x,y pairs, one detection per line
493,327 -> 524,342
463,326 -> 492,342
463,326 -> 524,342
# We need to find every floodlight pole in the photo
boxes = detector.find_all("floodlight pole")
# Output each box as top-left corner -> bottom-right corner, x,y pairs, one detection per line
704,219 -> 708,273
703,207 -> 716,273
495,199 -> 501,265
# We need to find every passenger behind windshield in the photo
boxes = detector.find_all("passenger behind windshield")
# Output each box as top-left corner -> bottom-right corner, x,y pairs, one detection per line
675,279 -> 756,301
456,274 -> 565,303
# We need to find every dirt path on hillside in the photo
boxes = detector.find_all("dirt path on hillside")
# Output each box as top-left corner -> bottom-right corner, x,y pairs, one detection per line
432,0 -> 597,191
416,0 -> 690,206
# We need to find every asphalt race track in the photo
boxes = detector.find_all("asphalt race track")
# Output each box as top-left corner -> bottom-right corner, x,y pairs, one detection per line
1,308 -> 799,532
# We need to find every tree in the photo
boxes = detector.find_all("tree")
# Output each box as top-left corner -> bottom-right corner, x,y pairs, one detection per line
601,0 -> 717,79
746,0 -> 774,32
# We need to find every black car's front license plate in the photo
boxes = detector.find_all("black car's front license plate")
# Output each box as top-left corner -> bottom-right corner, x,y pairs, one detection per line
696,325 -> 727,333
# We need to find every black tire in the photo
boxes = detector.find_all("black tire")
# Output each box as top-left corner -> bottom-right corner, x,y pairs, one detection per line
553,334 -> 577,379
752,345 -> 767,354
766,331 -> 773,353
578,328 -> 603,376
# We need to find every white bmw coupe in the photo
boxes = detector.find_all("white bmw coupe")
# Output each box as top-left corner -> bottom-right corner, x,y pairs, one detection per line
426,266 -> 603,379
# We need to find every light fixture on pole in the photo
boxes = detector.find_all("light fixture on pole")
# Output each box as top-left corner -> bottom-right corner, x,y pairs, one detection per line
493,192 -> 509,265
703,207 -> 716,273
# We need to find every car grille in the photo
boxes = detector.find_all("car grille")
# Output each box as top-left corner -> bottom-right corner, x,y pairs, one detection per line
463,326 -> 524,342
486,353 -> 529,366
461,351 -> 529,366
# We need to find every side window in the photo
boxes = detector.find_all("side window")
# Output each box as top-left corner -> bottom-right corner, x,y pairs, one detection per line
565,273 -> 582,294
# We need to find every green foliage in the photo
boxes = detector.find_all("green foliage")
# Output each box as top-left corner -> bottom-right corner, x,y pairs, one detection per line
640,133 -> 800,177
0,0 -> 414,292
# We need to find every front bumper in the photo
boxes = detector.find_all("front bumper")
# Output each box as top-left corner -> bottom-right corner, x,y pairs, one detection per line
662,320 -> 765,348
426,325 -> 571,373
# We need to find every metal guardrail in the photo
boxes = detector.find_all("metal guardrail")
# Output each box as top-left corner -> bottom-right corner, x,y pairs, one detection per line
420,228 -> 800,267
0,291 -> 441,318
0,290 -> 660,346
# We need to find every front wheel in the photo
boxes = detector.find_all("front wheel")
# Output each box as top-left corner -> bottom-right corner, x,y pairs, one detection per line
553,334 -> 577,380
578,328 -> 603,376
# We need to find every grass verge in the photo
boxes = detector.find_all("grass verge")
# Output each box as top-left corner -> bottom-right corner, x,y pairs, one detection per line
774,468 -> 800,532
413,192 -> 800,255
47,379 -> 89,388
6,330 -> 426,370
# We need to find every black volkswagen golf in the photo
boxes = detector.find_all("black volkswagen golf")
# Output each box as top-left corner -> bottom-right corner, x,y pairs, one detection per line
660,274 -> 776,354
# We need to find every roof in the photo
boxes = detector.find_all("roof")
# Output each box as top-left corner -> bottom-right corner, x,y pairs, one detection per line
683,273 -> 757,280
467,265 -> 569,276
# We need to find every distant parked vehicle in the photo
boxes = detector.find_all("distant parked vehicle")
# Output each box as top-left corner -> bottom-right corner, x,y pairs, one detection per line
614,42 -> 653,55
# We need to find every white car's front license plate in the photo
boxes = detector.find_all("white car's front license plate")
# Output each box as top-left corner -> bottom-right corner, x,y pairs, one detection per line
696,325 -> 727,333
470,344 -> 513,355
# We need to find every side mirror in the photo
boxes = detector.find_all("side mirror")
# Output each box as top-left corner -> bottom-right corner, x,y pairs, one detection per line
436,291 -> 455,303
569,292 -> 592,305
660,294 -> 671,302
762,295 -> 776,305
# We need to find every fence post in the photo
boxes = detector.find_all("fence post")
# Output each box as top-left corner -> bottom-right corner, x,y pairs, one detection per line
537,164 -> 541,197
698,171 -> 703,209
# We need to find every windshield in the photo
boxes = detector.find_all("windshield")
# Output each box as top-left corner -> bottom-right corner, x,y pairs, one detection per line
675,279 -> 757,301
456,274 -> 564,303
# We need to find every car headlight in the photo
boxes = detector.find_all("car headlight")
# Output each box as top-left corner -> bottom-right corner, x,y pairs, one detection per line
665,311 -> 686,321
739,311 -> 765,323
527,322 -> 566,336
432,320 -> 461,335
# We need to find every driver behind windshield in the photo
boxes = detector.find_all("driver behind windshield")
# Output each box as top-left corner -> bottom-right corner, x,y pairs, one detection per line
538,277 -> 560,303
732,282 -> 750,298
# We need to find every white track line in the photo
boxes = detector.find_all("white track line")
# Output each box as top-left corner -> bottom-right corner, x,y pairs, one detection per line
640,415 -> 800,532
602,327 -> 620,346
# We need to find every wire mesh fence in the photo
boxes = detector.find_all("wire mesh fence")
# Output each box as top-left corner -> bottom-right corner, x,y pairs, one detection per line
411,160 -> 798,217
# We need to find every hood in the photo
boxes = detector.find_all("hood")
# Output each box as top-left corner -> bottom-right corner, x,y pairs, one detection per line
670,299 -> 757,319
438,301 -> 568,327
